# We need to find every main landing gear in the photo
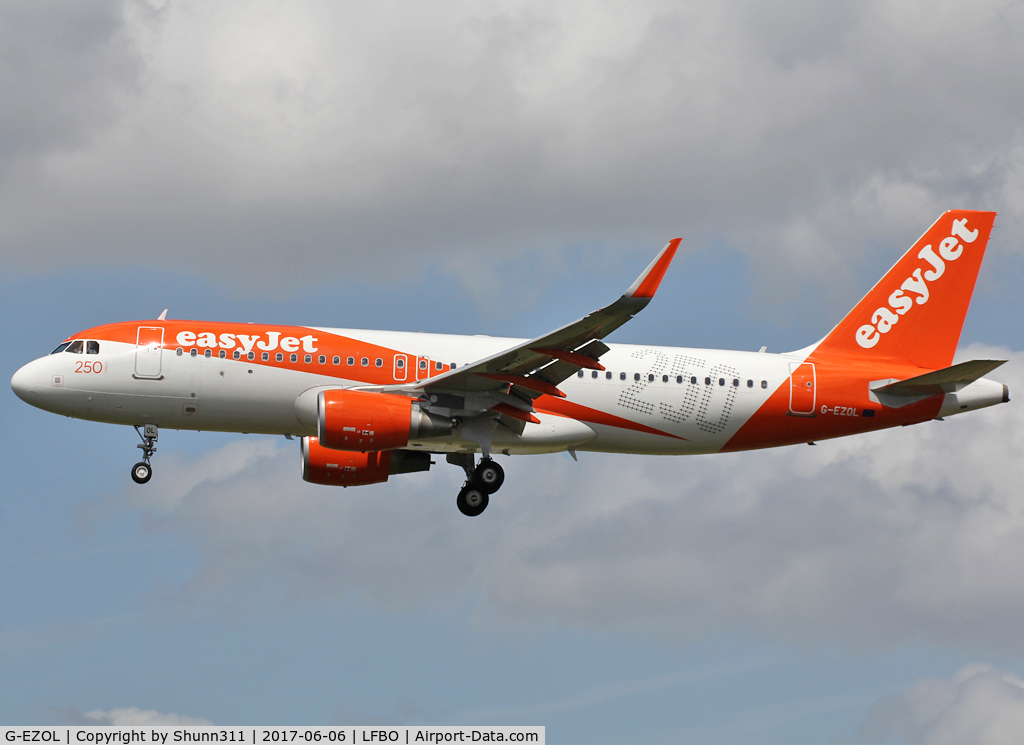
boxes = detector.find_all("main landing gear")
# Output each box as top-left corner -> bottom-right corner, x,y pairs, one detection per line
131,424 -> 158,484
449,454 -> 505,517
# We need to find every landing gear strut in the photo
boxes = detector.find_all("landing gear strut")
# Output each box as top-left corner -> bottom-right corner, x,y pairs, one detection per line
131,424 -> 158,484
448,453 -> 506,516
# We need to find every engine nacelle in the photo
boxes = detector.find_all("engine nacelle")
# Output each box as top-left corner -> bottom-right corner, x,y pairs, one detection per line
301,436 -> 432,486
318,389 -> 451,451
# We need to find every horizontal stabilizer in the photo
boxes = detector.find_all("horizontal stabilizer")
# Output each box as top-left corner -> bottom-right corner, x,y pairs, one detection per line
872,359 -> 1007,398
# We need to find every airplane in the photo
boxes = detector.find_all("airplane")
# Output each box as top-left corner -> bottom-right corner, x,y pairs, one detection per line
10,210 -> 1010,516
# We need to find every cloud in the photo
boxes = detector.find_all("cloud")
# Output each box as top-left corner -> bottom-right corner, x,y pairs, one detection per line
0,1 -> 136,172
60,705 -> 211,726
105,342 -> 1024,652
1,0 -> 1023,312
859,664 -> 1024,745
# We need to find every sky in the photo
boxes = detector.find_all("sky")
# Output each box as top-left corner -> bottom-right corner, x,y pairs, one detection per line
3,0 -> 1024,742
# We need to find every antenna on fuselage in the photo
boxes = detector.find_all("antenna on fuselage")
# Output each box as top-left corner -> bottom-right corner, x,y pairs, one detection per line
157,309 -> 168,320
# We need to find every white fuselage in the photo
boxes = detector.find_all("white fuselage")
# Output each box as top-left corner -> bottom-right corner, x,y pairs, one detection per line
12,327 -> 796,456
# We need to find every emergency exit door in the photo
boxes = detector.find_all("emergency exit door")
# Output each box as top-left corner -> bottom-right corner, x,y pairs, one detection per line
416,356 -> 432,381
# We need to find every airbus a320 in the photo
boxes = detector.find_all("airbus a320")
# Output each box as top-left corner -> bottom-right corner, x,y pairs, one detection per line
11,211 -> 1009,515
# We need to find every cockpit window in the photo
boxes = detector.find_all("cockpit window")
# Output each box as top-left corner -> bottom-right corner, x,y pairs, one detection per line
86,341 -> 100,355
50,342 -> 71,355
65,340 -> 84,354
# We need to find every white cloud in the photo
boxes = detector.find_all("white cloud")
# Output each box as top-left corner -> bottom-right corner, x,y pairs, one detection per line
81,707 -> 211,725
110,343 -> 1024,651
1,0 -> 1023,309
860,664 -> 1024,745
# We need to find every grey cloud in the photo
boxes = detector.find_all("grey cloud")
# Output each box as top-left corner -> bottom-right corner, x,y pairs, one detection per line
1,0 -> 1023,315
83,707 -> 212,726
103,343 -> 1024,651
54,705 -> 211,726
0,1 -> 136,172
860,664 -> 1024,745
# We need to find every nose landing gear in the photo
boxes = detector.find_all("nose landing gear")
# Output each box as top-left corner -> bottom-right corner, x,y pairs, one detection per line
448,453 -> 505,516
131,424 -> 158,484
131,462 -> 152,484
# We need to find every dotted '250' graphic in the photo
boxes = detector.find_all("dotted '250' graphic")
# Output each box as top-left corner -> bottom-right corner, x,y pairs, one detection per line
618,349 -> 739,434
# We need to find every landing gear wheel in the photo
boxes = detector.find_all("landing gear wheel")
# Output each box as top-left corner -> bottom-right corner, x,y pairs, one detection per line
472,459 -> 504,494
131,461 -> 152,484
457,484 -> 489,517
132,424 -> 158,485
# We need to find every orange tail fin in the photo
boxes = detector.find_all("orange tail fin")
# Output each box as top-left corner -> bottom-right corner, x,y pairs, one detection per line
812,210 -> 996,369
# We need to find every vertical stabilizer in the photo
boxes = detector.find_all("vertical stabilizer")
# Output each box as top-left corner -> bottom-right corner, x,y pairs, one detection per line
812,210 -> 995,369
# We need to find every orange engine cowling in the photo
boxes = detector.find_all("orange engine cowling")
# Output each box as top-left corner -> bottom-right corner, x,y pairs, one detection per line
318,389 -> 451,452
301,436 -> 432,486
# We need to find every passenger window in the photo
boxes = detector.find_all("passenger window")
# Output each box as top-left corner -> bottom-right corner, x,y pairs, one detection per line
419,360 -> 427,370
333,356 -> 340,365
347,357 -> 355,366
277,353 -> 284,362
375,358 -> 383,367
592,370 -> 598,379
634,373 -> 640,381
435,361 -> 443,371
705,377 -> 711,385
50,342 -> 71,355
451,363 -> 457,369
578,370 -> 584,378
219,350 -> 226,359
662,375 -> 668,383
606,371 -> 612,379
691,376 -> 697,384
262,352 -> 269,361
204,349 -> 212,358
176,348 -> 183,356
319,355 -> 326,364
86,341 -> 100,354
305,354 -> 312,363
233,350 -> 241,360
396,358 -> 405,369
719,378 -> 725,386
676,376 -> 683,383
248,352 -> 255,360
361,357 -> 369,367
290,353 -> 298,363
761,380 -> 768,389
733,379 -> 739,387
66,341 -> 84,354
190,349 -> 198,357
747,380 -> 753,388
620,372 -> 626,380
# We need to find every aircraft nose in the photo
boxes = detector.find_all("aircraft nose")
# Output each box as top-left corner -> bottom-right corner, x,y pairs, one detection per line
11,362 -> 38,404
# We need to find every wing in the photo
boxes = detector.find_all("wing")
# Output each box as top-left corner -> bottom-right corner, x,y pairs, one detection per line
405,239 -> 681,420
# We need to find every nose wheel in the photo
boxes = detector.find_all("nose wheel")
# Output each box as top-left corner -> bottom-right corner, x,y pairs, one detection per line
131,424 -> 158,484
447,454 -> 505,516
131,461 -> 153,484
